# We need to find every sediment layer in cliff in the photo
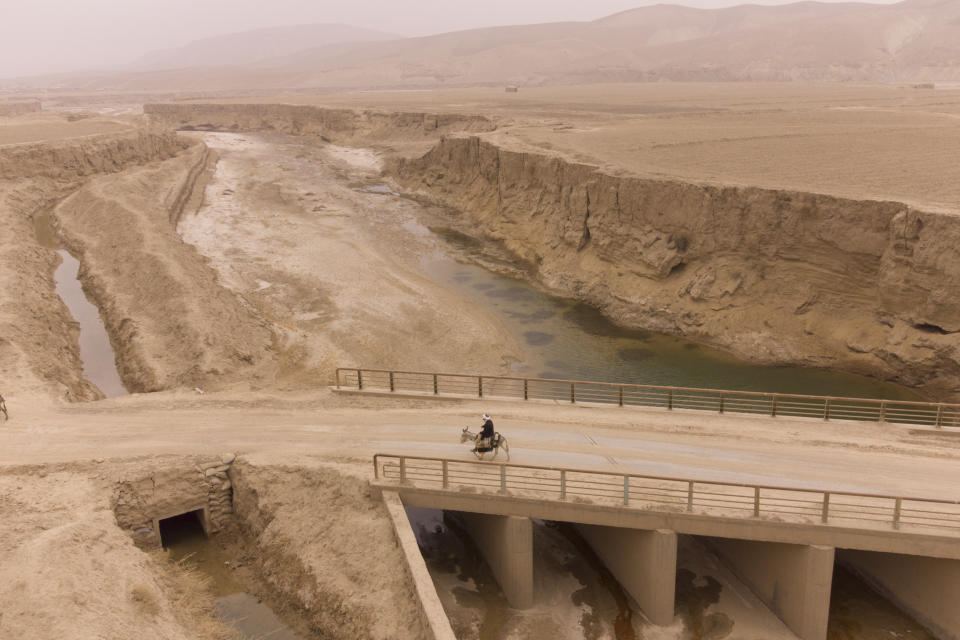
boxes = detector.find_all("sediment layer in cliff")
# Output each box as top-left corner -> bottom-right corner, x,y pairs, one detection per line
391,136 -> 960,396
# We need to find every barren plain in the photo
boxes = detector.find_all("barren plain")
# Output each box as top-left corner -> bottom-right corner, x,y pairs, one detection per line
2,82 -> 960,640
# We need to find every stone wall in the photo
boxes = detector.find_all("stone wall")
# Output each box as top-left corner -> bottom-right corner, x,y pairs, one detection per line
112,454 -> 236,549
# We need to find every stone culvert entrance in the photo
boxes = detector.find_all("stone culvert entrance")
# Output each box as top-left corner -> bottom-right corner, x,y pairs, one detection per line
113,454 -> 236,548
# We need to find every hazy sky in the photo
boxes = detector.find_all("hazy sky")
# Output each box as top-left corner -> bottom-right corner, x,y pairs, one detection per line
1,0 -> 903,78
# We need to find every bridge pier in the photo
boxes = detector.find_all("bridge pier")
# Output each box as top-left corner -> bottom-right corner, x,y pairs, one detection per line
705,537 -> 834,640
459,512 -> 533,608
840,550 -> 960,640
575,524 -> 677,625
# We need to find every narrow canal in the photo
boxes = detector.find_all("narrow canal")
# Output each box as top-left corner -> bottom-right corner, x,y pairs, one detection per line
34,210 -> 127,398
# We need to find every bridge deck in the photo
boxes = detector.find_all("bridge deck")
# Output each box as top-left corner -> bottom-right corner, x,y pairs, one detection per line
374,453 -> 960,560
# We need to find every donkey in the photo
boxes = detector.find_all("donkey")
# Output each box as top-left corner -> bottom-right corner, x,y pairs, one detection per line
460,426 -> 510,461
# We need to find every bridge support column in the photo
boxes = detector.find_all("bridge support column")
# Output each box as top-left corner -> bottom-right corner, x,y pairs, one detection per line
840,550 -> 960,640
575,524 -> 677,625
705,537 -> 834,640
459,512 -> 533,608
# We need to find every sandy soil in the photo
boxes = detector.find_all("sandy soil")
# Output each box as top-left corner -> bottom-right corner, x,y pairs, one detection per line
176,131 -> 521,377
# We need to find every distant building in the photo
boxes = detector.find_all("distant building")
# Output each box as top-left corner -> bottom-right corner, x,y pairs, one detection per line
505,86 -> 519,93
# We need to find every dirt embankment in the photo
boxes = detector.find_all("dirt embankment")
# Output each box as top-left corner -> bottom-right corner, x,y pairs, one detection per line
229,458 -> 431,640
0,129 -> 188,402
52,142 -> 278,394
391,136 -> 960,396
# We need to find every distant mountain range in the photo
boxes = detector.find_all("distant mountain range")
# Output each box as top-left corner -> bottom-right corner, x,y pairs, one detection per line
133,23 -> 398,70
6,0 -> 959,90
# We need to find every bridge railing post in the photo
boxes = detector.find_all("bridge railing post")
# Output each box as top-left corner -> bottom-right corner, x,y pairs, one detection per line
753,487 -> 761,517
618,386 -> 624,406
442,460 -> 448,489
821,492 -> 830,523
433,373 -> 438,395
523,378 -> 528,400
893,497 -> 902,530
879,400 -> 887,423
358,370 -> 363,391
400,457 -> 407,484
623,475 -> 630,506
667,390 -> 673,410
389,371 -> 395,392
718,393 -> 724,414
479,377 -> 483,398
936,404 -> 944,428
570,382 -> 575,404
499,465 -> 507,494
771,395 -> 778,417
687,481 -> 694,511
823,398 -> 831,420
560,470 -> 566,500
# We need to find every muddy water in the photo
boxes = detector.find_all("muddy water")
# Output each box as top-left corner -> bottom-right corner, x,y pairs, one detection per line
34,210 -> 127,398
52,251 -> 127,398
420,246 -> 918,400
161,513 -> 303,640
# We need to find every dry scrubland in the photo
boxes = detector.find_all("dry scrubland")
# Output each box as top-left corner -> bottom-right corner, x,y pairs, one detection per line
2,83 -> 960,639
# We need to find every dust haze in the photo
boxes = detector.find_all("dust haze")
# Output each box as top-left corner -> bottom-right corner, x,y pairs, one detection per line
2,0 -> 901,78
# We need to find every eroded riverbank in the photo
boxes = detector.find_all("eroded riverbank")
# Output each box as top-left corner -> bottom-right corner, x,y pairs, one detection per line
147,101 -> 960,398
177,130 -> 921,402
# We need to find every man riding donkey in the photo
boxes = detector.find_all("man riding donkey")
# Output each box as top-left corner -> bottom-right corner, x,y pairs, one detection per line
472,413 -> 495,453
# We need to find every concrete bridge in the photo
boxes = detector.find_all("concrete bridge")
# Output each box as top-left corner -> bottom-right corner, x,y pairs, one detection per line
373,454 -> 960,640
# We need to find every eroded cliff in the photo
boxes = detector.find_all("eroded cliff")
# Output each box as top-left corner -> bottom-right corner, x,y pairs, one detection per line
392,136 -> 960,396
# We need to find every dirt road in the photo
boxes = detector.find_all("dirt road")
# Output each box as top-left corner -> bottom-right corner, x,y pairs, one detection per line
4,389 -> 959,501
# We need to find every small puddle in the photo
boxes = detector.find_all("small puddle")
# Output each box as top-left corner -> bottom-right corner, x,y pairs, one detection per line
161,512 -> 304,640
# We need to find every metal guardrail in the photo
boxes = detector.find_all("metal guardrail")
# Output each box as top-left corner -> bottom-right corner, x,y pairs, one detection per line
337,368 -> 960,428
373,453 -> 960,536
